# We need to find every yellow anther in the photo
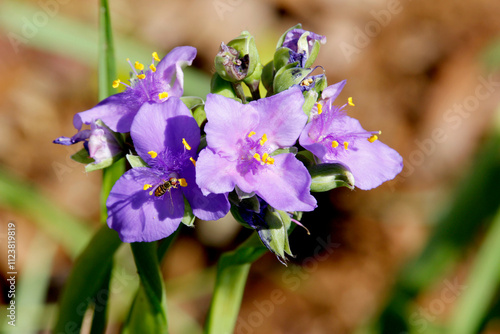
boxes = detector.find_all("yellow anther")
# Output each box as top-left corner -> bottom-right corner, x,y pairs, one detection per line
178,178 -> 188,187
152,52 -> 161,62
332,140 -> 339,148
126,58 -> 130,62
189,157 -> 196,166
143,184 -> 152,190
137,74 -> 146,80
368,135 -> 378,143
149,190 -> 154,196
317,103 -> 323,115
259,133 -> 268,146
348,97 -> 355,106
262,152 -> 269,162
266,156 -> 275,165
300,78 -> 313,86
135,61 -> 144,71
149,64 -> 157,72
112,79 -> 121,88
253,153 -> 261,161
182,138 -> 192,150
158,92 -> 169,99
248,131 -> 256,138
148,151 -> 158,158
344,141 -> 349,150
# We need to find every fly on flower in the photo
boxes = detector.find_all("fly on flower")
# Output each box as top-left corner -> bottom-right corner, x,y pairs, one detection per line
106,97 -> 229,242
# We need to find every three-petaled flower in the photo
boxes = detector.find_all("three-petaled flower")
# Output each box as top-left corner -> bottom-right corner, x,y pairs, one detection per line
196,87 -> 317,212
106,98 -> 229,242
299,80 -> 404,190
74,46 -> 196,133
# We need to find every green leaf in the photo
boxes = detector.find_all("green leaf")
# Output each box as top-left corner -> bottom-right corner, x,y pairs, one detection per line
205,234 -> 267,334
85,153 -> 125,173
192,105 -> 207,127
308,163 -> 355,192
126,154 -> 148,168
71,148 -> 94,164
53,226 -> 122,333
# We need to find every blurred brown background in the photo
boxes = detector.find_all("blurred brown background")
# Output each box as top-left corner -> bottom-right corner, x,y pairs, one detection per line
1,0 -> 500,333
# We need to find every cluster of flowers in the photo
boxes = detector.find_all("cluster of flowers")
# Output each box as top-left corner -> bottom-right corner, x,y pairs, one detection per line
55,25 -> 403,262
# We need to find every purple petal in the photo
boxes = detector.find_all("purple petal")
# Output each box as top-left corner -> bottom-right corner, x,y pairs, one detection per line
321,80 -> 346,103
155,46 -> 197,97
204,94 -> 259,153
181,163 -> 230,220
106,168 -> 184,242
332,139 -> 403,190
53,129 -> 91,145
245,153 -> 317,212
130,98 -> 200,165
73,91 -> 144,133
249,87 -> 307,149
195,148 -> 239,195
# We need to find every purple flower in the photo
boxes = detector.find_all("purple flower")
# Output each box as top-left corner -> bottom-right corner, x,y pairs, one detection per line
282,29 -> 326,67
196,87 -> 317,212
106,98 -> 230,242
299,80 -> 403,190
74,46 -> 197,133
53,120 -> 121,165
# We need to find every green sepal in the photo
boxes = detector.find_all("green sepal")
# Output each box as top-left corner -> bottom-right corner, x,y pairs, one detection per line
227,31 -> 260,80
259,207 -> 293,263
273,47 -> 292,73
273,63 -> 305,94
261,60 -> 274,94
296,150 -> 315,167
197,135 -> 207,154
308,163 -> 355,192
276,23 -> 302,49
126,154 -> 148,168
210,73 -> 238,99
181,96 -> 204,110
181,197 -> 195,227
192,104 -> 207,127
302,90 -> 318,117
71,148 -> 94,164
270,147 -> 298,156
85,153 -> 125,173
304,39 -> 322,68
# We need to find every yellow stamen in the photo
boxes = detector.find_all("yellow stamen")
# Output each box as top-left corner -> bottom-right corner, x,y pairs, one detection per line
344,141 -> 349,150
135,61 -> 144,71
348,97 -> 355,106
189,157 -> 196,166
182,138 -> 192,150
332,140 -> 339,148
259,133 -> 268,146
300,78 -> 313,86
368,135 -> 378,143
152,52 -> 161,62
262,152 -> 269,162
149,64 -> 157,72
266,156 -> 275,165
143,184 -> 152,190
137,74 -> 146,80
112,79 -> 120,89
178,178 -> 188,187
248,131 -> 256,138
158,92 -> 169,99
253,153 -> 261,161
317,103 -> 323,115
148,151 -> 158,158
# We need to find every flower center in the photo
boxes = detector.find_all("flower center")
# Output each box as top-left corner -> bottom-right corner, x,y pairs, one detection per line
236,131 -> 274,175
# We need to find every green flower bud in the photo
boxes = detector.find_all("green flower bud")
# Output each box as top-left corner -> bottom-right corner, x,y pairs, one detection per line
308,163 -> 355,192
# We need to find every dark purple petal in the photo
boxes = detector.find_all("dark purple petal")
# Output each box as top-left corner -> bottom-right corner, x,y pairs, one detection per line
181,163 -> 230,220
321,80 -> 346,103
130,98 -> 200,165
282,29 -> 326,53
204,94 -> 259,153
73,91 -> 144,133
244,153 -> 316,212
196,148 -> 239,195
155,46 -> 197,97
106,168 -> 184,242
53,129 -> 91,145
249,87 -> 307,149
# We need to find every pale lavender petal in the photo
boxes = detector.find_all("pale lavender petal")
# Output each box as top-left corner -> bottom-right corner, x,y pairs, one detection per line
73,91 -> 144,133
196,148 -> 239,195
249,87 -> 307,149
181,163 -> 230,220
245,153 -> 316,212
131,98 -> 199,165
155,46 -> 197,97
107,168 -> 184,242
204,94 -> 259,153
321,80 -> 346,102
299,122 -> 329,158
